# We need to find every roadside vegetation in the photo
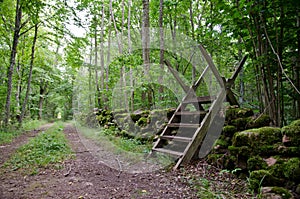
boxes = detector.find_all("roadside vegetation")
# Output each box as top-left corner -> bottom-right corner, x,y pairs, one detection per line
3,122 -> 73,175
0,119 -> 47,145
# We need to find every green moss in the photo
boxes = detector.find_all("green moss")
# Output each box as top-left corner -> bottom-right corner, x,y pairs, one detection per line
228,146 -> 251,158
247,114 -> 271,129
282,125 -> 300,146
271,187 -> 292,199
283,158 -> 300,181
207,154 -> 224,163
231,117 -> 251,131
137,117 -> 148,127
290,119 -> 300,127
278,146 -> 300,156
222,125 -> 237,137
225,106 -> 254,122
130,113 -> 141,122
214,138 -> 229,148
247,156 -> 267,171
255,145 -> 279,156
232,127 -> 281,148
248,170 -> 282,192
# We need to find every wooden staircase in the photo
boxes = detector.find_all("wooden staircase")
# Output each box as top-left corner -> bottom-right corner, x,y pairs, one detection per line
150,45 -> 228,170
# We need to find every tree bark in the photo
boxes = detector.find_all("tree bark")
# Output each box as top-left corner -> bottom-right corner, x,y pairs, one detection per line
296,7 -> 300,118
4,0 -> 22,126
159,0 -> 164,100
128,0 -> 134,111
19,23 -> 39,124
100,3 -> 105,107
142,0 -> 150,107
38,81 -> 47,120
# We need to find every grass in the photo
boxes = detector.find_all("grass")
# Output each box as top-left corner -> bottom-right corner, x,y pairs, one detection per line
3,122 -> 73,175
0,119 -> 47,145
76,124 -> 152,154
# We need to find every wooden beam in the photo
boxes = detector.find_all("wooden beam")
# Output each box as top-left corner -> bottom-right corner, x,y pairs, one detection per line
229,55 -> 248,84
164,60 -> 190,93
198,45 -> 224,88
173,89 -> 226,170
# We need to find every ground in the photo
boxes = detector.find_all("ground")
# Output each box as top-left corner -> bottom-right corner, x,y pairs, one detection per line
0,123 -> 250,199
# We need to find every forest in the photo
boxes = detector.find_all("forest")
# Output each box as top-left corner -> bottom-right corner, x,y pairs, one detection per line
0,0 -> 299,127
0,0 -> 300,198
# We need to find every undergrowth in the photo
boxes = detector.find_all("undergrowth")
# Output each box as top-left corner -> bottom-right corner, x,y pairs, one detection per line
76,124 -> 152,154
3,122 -> 73,175
0,119 -> 47,145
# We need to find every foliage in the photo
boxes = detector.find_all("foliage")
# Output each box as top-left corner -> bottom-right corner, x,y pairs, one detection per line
0,119 -> 47,144
4,122 -> 73,175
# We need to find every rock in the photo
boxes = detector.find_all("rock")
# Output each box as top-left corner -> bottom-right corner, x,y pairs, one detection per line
222,125 -> 237,137
247,156 -> 267,171
231,117 -> 251,131
281,121 -> 300,147
261,187 -> 293,199
248,170 -> 283,191
283,158 -> 300,182
137,117 -> 148,127
295,184 -> 300,194
232,127 -> 282,148
225,106 -> 254,122
247,114 -> 271,129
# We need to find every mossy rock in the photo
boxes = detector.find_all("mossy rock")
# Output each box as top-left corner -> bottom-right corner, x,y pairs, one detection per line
137,117 -> 148,127
167,108 -> 176,119
222,125 -> 237,137
246,114 -> 271,129
130,113 -> 142,123
249,170 -> 283,192
290,119 -> 300,126
225,106 -> 254,122
282,124 -> 300,146
261,187 -> 293,199
231,117 -> 252,131
254,145 -> 281,156
214,138 -> 229,149
283,157 -> 300,182
247,156 -> 268,171
114,113 -> 129,120
112,109 -> 128,115
232,127 -> 282,148
228,145 -> 252,158
277,146 -> 300,157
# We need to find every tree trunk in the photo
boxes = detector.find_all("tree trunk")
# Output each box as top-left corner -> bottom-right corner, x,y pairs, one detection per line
94,26 -> 101,107
128,0 -> 134,111
159,0 -> 164,101
296,7 -> 300,118
142,0 -> 150,107
38,81 -> 47,120
100,3 -> 105,107
89,38 -> 93,110
4,0 -> 22,126
19,23 -> 39,124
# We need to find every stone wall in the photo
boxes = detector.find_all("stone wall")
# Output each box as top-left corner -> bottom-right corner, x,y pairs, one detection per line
208,106 -> 300,198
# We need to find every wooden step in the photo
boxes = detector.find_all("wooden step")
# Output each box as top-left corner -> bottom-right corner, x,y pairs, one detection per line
168,123 -> 200,128
183,96 -> 215,104
152,148 -> 183,157
175,111 -> 207,116
161,135 -> 193,142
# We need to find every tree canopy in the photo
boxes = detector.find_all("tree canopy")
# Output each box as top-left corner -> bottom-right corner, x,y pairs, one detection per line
0,0 -> 299,127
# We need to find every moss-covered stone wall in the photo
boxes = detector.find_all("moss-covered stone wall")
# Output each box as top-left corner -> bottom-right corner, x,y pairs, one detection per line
208,106 -> 300,198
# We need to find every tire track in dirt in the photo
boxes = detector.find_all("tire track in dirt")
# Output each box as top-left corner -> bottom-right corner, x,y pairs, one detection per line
0,123 -> 197,199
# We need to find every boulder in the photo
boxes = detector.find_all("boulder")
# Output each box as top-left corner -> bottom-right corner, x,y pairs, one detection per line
232,127 -> 282,148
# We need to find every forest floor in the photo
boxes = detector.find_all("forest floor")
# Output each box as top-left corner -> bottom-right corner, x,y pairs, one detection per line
0,123 -> 252,199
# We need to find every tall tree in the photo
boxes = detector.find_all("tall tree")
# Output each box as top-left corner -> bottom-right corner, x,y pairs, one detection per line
4,0 -> 22,126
